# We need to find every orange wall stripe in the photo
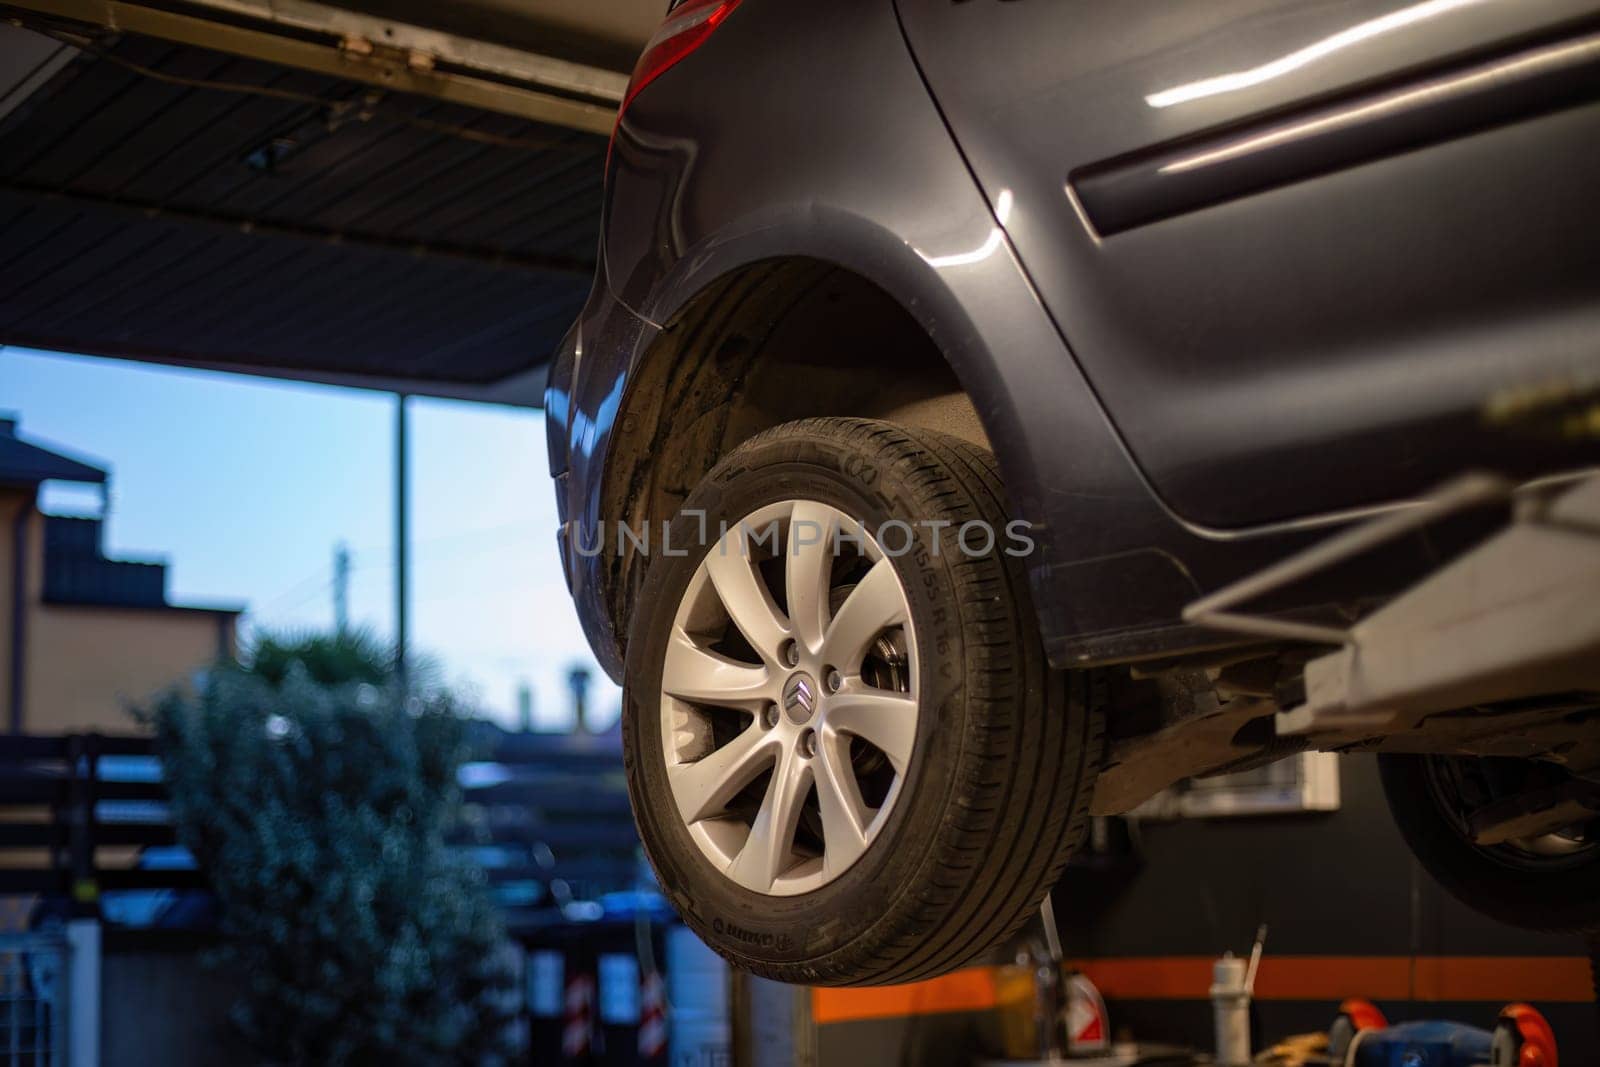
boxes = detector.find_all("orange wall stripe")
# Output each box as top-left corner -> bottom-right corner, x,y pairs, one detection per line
1069,957 -> 1218,1001
1410,956 -> 1596,1004
813,957 -> 1595,1024
811,967 -> 998,1025
1075,956 -> 1596,1004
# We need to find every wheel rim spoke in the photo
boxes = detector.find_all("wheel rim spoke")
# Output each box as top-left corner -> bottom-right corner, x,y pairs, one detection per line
822,558 -> 907,671
668,724 -> 777,825
826,688 -> 919,774
728,746 -> 813,892
814,727 -> 871,875
786,501 -> 835,654
706,527 -> 790,660
662,628 -> 772,712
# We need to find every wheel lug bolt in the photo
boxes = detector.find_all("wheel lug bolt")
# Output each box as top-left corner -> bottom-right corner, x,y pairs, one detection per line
780,640 -> 799,668
763,704 -> 780,729
798,729 -> 816,758
825,668 -> 842,693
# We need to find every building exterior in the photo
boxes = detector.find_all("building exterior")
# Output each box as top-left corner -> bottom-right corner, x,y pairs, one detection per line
1,416 -> 240,734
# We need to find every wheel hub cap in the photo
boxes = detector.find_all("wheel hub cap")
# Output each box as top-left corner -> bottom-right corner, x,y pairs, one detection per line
782,672 -> 818,724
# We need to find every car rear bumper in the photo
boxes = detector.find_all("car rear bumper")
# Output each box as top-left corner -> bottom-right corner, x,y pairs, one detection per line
545,272 -> 655,683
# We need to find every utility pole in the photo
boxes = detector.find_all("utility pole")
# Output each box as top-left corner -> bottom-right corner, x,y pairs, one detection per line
395,394 -> 410,686
516,681 -> 534,733
332,542 -> 350,634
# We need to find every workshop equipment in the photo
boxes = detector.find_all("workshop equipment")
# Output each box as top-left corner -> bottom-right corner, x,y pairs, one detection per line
1210,955 -> 1250,1066
1211,926 -> 1266,1066
1064,971 -> 1109,1055
1325,998 -> 1558,1067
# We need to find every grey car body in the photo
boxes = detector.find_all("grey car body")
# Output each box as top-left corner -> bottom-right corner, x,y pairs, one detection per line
546,0 -> 1600,682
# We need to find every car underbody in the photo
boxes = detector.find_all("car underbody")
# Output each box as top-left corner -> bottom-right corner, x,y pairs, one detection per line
1096,471 -> 1600,853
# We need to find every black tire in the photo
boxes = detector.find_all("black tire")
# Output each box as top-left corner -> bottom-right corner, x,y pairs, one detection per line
1378,754 -> 1600,934
622,417 -> 1102,986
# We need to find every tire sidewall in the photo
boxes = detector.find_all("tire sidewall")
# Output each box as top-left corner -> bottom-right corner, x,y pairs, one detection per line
1379,754 -> 1600,934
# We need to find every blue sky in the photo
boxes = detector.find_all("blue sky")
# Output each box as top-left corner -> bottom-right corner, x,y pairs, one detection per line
2,346 -> 617,731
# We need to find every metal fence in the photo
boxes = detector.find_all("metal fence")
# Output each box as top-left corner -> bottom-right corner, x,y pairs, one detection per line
0,728 -> 646,1065
0,932 -> 67,1067
0,729 -> 643,926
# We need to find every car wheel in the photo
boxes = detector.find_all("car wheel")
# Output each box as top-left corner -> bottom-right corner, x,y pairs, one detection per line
1379,753 -> 1600,933
622,417 -> 1102,986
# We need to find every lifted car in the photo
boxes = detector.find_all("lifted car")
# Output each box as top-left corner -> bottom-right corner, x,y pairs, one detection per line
547,0 -> 1600,985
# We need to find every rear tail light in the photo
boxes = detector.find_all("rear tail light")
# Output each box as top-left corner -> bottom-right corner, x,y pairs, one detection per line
620,0 -> 744,118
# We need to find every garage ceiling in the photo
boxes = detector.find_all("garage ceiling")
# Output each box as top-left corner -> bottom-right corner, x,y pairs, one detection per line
0,0 -> 655,404
335,0 -> 662,73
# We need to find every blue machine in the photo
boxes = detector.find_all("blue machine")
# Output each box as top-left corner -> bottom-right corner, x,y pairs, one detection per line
1341,1020 -> 1492,1067
1326,999 -> 1557,1067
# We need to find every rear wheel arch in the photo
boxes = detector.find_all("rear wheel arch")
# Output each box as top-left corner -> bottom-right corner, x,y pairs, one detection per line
597,256 -> 1013,660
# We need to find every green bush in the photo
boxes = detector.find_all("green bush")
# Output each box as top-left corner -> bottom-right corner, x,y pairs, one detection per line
146,631 -> 516,1065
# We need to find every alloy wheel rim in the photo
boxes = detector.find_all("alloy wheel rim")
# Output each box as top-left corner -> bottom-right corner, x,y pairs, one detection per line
659,500 -> 919,896
1423,755 -> 1600,872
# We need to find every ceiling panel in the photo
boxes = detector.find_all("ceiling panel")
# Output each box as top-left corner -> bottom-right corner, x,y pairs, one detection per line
0,21 -> 608,404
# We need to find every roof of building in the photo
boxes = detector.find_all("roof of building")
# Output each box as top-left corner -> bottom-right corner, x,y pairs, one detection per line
42,509 -> 245,616
0,416 -> 107,488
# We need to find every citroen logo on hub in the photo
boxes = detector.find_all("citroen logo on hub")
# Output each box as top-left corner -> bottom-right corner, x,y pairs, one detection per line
782,672 -> 818,723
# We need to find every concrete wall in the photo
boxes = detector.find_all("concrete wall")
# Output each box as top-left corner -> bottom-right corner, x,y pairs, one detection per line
813,755 -> 1599,1065
27,601 -> 227,732
1056,754 -> 1597,1060
2,500 -> 232,734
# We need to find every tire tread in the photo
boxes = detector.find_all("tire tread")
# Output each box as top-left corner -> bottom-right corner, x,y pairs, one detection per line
629,417 -> 1102,986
